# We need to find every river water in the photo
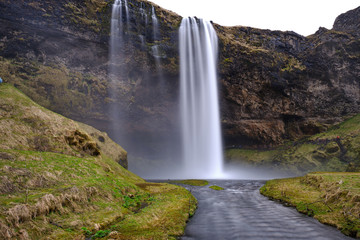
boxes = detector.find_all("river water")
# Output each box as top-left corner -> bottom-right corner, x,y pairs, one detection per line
174,180 -> 352,240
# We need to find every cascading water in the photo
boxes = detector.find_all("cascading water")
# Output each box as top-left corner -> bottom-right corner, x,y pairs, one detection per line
179,17 -> 224,178
151,6 -> 161,65
151,6 -> 158,38
124,0 -> 130,30
108,0 -> 130,144
151,6 -> 165,95
109,0 -> 122,76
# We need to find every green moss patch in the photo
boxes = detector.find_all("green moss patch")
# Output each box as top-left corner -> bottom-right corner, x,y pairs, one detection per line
209,186 -> 224,191
170,179 -> 209,186
260,172 -> 360,238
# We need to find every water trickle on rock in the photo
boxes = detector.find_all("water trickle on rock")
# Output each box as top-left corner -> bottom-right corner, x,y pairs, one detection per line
151,6 -> 165,93
151,6 -> 161,61
179,17 -> 224,178
140,2 -> 148,25
124,0 -> 130,30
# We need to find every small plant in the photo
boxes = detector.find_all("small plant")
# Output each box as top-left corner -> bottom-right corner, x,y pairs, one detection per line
81,227 -> 92,237
123,195 -> 134,208
223,58 -> 233,64
93,229 -> 111,239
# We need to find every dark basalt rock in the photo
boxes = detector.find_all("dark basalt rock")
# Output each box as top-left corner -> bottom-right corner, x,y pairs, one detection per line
333,6 -> 360,35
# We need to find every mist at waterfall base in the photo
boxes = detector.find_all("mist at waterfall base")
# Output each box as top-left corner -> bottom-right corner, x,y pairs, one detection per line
107,1 -> 289,180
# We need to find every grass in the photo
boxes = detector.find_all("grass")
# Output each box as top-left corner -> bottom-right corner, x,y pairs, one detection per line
111,182 -> 197,239
169,179 -> 209,186
260,172 -> 360,238
0,153 -> 195,239
0,84 -> 197,239
0,149 -> 142,239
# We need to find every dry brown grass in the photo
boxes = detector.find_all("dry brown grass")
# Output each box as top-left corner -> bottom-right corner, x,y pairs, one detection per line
5,186 -> 101,229
0,220 -> 15,240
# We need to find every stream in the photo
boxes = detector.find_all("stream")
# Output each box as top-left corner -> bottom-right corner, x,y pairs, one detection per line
173,180 -> 352,240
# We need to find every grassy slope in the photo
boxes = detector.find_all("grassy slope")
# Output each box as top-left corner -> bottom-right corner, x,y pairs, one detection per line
0,84 -> 196,239
226,114 -> 360,174
260,173 -> 360,238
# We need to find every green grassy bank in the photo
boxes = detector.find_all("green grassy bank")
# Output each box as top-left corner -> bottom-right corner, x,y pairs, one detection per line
0,84 -> 196,239
260,172 -> 360,238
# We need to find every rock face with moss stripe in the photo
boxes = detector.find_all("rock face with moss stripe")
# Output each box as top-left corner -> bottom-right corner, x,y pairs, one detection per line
0,0 -> 359,154
226,114 -> 360,174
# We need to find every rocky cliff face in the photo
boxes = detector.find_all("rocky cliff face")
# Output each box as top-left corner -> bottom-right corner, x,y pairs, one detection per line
0,0 -> 359,158
217,19 -> 360,147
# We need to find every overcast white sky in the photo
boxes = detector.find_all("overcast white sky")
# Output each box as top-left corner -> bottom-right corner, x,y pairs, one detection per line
148,0 -> 360,36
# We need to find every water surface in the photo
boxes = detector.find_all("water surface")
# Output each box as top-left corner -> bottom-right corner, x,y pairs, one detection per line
176,180 -> 352,240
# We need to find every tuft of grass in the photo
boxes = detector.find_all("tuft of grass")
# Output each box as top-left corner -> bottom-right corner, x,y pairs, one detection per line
209,185 -> 224,191
260,172 -> 360,238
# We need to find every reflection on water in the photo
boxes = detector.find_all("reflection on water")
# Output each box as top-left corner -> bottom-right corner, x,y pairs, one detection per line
171,180 -> 352,240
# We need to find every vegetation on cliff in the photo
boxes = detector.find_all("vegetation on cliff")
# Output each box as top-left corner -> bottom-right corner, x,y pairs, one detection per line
0,84 -> 196,239
226,113 -> 360,174
260,173 -> 360,238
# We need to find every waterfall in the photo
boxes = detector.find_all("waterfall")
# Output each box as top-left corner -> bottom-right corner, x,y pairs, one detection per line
140,2 -> 148,25
151,6 -> 165,94
124,0 -> 130,31
151,6 -> 161,62
179,17 -> 224,178
109,0 -> 122,74
108,0 -> 132,145
152,6 -> 158,39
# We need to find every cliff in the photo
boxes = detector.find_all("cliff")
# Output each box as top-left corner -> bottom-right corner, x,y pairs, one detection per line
216,17 -> 360,147
0,0 -> 359,164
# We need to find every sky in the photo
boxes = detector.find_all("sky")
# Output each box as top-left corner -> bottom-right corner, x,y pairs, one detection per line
148,0 -> 360,36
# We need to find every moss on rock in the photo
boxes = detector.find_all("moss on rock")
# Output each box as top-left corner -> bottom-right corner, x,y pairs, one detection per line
226,114 -> 360,174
